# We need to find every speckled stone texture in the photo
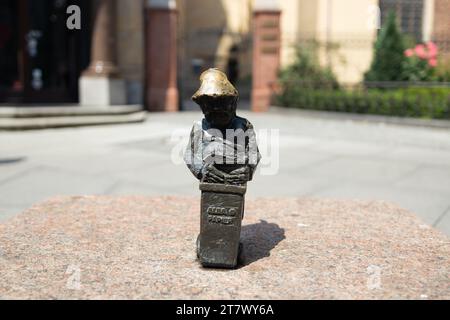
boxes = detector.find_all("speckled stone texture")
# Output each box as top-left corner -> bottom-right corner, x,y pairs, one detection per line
0,196 -> 448,299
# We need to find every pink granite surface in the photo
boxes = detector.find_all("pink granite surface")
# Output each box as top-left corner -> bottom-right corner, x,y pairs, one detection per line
0,196 -> 448,299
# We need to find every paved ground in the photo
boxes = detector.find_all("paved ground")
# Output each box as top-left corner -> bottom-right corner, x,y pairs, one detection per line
1,108 -> 450,235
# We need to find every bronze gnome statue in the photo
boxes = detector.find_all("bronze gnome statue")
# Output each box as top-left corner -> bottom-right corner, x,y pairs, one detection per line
184,68 -> 261,268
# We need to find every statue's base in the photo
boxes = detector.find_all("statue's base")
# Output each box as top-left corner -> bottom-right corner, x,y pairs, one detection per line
197,183 -> 247,268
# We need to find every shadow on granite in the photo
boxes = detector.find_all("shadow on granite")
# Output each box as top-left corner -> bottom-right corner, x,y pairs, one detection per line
240,220 -> 285,267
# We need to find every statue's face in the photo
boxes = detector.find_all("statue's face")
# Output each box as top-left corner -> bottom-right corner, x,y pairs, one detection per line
201,98 -> 236,128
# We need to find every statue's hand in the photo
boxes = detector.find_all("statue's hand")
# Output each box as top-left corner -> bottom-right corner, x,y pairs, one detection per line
203,165 -> 250,185
203,164 -> 226,183
229,166 -> 250,175
228,166 -> 250,184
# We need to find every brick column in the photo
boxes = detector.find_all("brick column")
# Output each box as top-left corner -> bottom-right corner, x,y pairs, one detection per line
144,0 -> 179,112
251,0 -> 281,112
79,0 -> 126,106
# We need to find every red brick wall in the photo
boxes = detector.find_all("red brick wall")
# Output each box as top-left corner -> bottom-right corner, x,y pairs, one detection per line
433,0 -> 450,53
251,11 -> 281,112
145,8 -> 179,112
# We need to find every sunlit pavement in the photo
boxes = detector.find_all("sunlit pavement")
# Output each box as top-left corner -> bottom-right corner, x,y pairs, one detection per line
1,108 -> 450,235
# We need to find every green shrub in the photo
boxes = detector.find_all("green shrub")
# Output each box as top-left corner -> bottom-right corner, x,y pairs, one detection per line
435,58 -> 450,82
275,86 -> 450,119
278,43 -> 339,90
364,11 -> 408,82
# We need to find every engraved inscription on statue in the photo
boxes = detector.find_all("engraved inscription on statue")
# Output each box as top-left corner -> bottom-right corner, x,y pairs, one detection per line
206,205 -> 239,225
207,206 -> 238,217
208,215 -> 233,225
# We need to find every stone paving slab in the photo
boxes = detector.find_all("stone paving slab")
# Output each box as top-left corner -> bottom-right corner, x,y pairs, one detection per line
0,196 -> 448,299
1,110 -> 450,235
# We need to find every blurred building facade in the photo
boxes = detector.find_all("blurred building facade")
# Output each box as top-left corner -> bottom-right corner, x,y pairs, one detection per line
0,0 -> 448,109
0,0 -> 91,103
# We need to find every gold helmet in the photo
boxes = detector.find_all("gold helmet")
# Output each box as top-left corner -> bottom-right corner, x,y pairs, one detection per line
192,68 -> 238,106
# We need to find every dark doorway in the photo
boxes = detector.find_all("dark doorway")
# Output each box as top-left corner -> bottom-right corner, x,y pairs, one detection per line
0,0 -> 91,104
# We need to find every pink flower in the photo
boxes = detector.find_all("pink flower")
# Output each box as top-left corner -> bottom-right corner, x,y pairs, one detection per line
404,49 -> 414,57
426,41 -> 438,59
429,58 -> 437,67
415,44 -> 427,59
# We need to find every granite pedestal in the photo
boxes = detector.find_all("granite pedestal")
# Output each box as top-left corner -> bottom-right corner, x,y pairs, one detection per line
0,196 -> 448,299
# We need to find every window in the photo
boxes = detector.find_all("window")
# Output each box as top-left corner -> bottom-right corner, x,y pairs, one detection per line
380,0 -> 424,41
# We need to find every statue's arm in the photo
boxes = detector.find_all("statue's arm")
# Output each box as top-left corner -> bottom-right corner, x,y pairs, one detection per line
246,120 -> 261,181
184,123 -> 205,180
